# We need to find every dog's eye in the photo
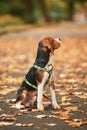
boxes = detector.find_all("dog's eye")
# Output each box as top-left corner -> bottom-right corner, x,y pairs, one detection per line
47,48 -> 51,53
45,46 -> 51,53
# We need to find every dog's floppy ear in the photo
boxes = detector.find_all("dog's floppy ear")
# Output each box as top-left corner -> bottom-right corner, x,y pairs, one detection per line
41,37 -> 61,54
44,43 -> 54,54
41,37 -> 54,55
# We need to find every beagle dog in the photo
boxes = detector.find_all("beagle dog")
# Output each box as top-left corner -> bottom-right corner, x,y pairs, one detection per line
15,37 -> 61,111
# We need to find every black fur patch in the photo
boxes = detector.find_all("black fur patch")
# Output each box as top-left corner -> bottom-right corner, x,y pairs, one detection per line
16,42 -> 50,98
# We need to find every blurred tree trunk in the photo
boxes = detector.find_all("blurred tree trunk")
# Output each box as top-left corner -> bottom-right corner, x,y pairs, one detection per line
38,0 -> 51,22
67,0 -> 75,20
21,0 -> 35,23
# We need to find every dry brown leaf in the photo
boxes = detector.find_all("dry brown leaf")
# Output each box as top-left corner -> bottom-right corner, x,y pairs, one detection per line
83,121 -> 87,125
74,92 -> 83,95
65,106 -> 78,112
78,94 -> 87,99
68,120 -> 83,127
0,114 -> 14,117
58,115 -> 70,120
0,87 -> 17,95
62,96 -> 71,102
15,123 -> 33,127
0,121 -> 14,126
0,98 -> 5,103
61,102 -> 72,106
20,109 -> 29,114
58,91 -> 67,96
47,123 -> 57,126
48,115 -> 58,118
32,109 -> 39,112
74,92 -> 87,99
2,117 -> 16,121
52,109 -> 68,114
35,115 -> 47,119
68,79 -> 76,83
53,109 -> 71,120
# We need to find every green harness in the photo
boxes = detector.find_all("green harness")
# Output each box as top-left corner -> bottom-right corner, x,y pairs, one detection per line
24,64 -> 53,89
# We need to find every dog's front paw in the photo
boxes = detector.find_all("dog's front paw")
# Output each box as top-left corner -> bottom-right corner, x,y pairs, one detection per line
37,103 -> 44,111
16,102 -> 25,109
52,103 -> 61,109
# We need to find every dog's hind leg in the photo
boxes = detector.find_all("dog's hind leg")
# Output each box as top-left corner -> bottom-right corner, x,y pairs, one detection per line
50,81 -> 60,109
37,72 -> 49,111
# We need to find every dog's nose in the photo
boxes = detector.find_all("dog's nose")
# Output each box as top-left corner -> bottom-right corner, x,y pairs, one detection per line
55,38 -> 62,47
55,38 -> 62,43
59,38 -> 61,41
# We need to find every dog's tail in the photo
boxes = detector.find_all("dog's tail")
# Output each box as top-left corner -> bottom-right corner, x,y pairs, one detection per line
9,99 -> 16,104
9,89 -> 24,104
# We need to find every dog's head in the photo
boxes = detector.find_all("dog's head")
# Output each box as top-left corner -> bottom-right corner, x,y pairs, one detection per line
40,37 -> 62,55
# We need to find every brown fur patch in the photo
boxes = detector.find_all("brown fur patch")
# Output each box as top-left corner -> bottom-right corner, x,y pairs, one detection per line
36,70 -> 44,84
49,80 -> 55,90
21,90 -> 37,105
41,37 -> 60,55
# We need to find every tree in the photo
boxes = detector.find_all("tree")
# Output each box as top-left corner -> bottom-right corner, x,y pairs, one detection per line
37,0 -> 50,22
21,0 -> 36,23
66,0 -> 75,20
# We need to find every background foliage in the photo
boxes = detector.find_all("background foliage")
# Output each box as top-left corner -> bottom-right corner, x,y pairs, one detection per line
0,0 -> 87,24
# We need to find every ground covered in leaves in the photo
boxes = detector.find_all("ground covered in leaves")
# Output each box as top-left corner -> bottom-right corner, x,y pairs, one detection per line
0,23 -> 87,130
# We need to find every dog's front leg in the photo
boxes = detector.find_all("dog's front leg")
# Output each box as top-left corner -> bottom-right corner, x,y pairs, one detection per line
50,81 -> 60,109
37,84 -> 44,111
37,72 -> 49,111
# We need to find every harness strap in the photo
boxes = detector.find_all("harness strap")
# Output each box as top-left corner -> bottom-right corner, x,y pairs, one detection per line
45,67 -> 53,85
24,77 -> 37,89
33,64 -> 53,85
24,64 -> 53,89
24,64 -> 53,101
33,65 -> 46,71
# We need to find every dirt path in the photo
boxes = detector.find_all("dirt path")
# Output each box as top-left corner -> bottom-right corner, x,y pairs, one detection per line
0,23 -> 87,130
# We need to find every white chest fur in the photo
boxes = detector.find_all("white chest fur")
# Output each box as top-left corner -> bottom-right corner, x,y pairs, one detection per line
45,54 -> 53,71
37,53 -> 60,111
37,54 -> 53,110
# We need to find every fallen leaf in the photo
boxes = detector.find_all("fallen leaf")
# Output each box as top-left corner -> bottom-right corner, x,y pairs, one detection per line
62,96 -> 71,102
35,115 -> 47,119
2,117 -> 16,121
78,94 -> 87,99
15,123 -> 33,127
67,79 -> 76,83
65,106 -> 78,112
67,120 -> 83,127
0,121 -> 14,126
53,109 -> 71,120
32,109 -> 39,112
0,114 -> 14,117
83,121 -> 87,125
58,114 -> 70,120
20,109 -> 29,114
46,123 -> 57,126
0,98 -> 5,103
73,119 -> 82,122
74,92 -> 83,95
58,91 -> 67,96
61,102 -> 72,106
